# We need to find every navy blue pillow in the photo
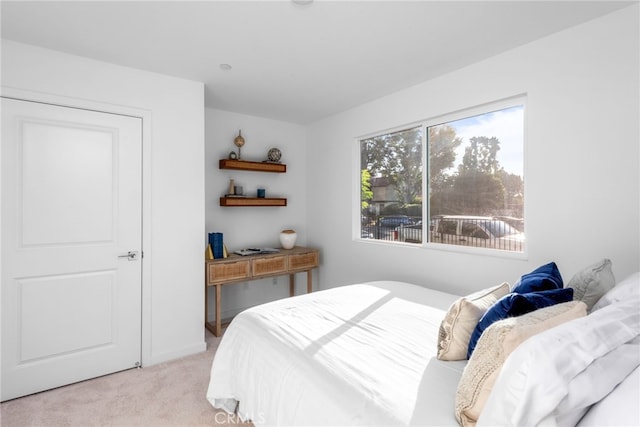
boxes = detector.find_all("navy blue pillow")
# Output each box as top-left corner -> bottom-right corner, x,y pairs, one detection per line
511,262 -> 564,294
466,287 -> 574,358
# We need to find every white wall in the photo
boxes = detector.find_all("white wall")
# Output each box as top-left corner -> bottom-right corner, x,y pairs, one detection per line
306,5 -> 640,296
7,4 -> 636,351
205,108 -> 308,319
1,40 -> 206,365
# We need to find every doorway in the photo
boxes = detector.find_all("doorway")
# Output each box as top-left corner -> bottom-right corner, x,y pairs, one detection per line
1,98 -> 143,401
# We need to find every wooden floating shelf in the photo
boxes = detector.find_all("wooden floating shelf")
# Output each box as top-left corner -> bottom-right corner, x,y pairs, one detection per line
220,197 -> 287,207
219,159 -> 286,173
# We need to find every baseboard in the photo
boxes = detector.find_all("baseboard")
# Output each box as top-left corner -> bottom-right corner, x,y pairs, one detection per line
147,341 -> 207,366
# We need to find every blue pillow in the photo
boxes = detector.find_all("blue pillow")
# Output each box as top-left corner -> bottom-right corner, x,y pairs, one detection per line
511,262 -> 564,294
466,287 -> 574,358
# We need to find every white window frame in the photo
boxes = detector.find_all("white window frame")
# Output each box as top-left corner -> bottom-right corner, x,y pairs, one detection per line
354,95 -> 527,259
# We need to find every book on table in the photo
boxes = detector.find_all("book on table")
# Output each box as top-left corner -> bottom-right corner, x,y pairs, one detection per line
233,248 -> 280,256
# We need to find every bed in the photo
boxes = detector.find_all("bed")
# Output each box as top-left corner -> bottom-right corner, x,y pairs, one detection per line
207,263 -> 640,427
207,281 -> 465,426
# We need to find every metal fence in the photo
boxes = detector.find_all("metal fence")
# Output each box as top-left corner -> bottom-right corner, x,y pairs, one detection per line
361,214 -> 421,242
361,215 -> 525,252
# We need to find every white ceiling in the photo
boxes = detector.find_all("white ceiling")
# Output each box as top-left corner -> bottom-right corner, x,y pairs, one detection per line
1,1 -> 634,124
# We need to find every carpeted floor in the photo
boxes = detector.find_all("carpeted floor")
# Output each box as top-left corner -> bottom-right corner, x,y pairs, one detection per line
0,330 -> 252,427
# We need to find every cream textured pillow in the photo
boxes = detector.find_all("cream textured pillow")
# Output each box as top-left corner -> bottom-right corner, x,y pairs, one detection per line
454,300 -> 587,427
437,282 -> 509,361
568,258 -> 615,311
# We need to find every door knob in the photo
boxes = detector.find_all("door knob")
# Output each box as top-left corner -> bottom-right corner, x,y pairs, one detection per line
118,251 -> 139,261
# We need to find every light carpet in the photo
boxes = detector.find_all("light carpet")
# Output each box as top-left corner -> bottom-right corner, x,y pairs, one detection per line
0,330 -> 252,427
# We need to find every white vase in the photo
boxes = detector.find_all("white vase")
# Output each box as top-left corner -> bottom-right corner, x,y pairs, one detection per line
279,229 -> 297,249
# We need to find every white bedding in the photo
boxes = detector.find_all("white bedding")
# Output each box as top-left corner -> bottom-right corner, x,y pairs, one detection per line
206,280 -> 465,426
478,286 -> 640,427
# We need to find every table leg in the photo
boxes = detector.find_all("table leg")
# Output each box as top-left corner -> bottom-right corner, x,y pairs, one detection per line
204,282 -> 208,327
215,284 -> 222,337
307,270 -> 313,293
289,274 -> 295,297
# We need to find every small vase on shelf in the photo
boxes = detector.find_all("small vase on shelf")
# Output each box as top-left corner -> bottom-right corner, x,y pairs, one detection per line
279,229 -> 297,249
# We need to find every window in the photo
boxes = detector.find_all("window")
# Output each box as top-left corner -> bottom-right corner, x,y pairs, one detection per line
359,99 -> 525,253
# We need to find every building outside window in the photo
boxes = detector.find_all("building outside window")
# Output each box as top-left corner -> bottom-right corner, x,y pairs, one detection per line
359,98 -> 525,253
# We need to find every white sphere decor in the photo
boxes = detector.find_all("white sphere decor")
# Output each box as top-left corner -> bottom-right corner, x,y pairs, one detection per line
280,229 -> 297,249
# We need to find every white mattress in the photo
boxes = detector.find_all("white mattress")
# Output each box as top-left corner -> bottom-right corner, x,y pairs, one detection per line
206,280 -> 466,426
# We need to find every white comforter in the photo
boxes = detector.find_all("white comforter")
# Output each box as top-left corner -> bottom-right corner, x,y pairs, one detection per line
207,281 -> 466,426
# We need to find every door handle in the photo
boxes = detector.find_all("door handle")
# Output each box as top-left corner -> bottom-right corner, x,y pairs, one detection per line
118,251 -> 139,261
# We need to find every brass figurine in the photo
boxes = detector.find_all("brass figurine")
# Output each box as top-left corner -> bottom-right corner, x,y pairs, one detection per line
234,130 -> 245,159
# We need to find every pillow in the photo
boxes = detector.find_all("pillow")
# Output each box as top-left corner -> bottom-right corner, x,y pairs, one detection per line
455,301 -> 587,427
437,282 -> 510,361
477,296 -> 640,427
511,261 -> 564,294
592,271 -> 640,311
577,365 -> 640,426
555,335 -> 640,427
467,288 -> 574,358
567,259 -> 615,311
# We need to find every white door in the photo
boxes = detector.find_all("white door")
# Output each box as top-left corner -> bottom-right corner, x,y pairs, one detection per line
1,98 -> 143,401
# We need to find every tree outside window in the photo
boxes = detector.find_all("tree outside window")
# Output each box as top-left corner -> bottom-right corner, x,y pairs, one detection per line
359,102 -> 525,253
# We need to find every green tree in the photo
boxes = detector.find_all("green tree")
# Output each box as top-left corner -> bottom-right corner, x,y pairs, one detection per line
428,125 -> 463,215
458,136 -> 501,175
429,125 -> 463,188
498,170 -> 524,217
361,169 -> 373,211
360,127 -> 422,204
452,136 -> 505,215
451,172 -> 505,213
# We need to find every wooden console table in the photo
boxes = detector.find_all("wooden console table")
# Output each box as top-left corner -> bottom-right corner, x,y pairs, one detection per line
205,246 -> 319,336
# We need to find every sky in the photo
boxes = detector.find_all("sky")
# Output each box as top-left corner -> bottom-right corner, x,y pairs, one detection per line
445,105 -> 524,176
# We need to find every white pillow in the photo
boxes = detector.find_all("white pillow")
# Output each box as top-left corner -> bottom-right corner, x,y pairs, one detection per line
477,295 -> 640,427
556,335 -> 640,426
592,272 -> 640,311
577,365 -> 640,426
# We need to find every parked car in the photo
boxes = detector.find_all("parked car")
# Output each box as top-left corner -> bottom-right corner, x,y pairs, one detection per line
396,219 -> 436,243
432,215 -> 524,251
494,216 -> 525,232
396,224 -> 422,243
361,227 -> 374,239
377,215 -> 412,228
397,215 -> 525,251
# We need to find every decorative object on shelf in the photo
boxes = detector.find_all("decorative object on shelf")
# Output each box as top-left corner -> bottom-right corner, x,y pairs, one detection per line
280,229 -> 297,249
234,130 -> 245,159
228,179 -> 235,195
234,185 -> 243,196
267,147 -> 282,163
208,232 -> 224,259
228,151 -> 238,160
257,188 -> 266,198
234,247 -> 280,256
